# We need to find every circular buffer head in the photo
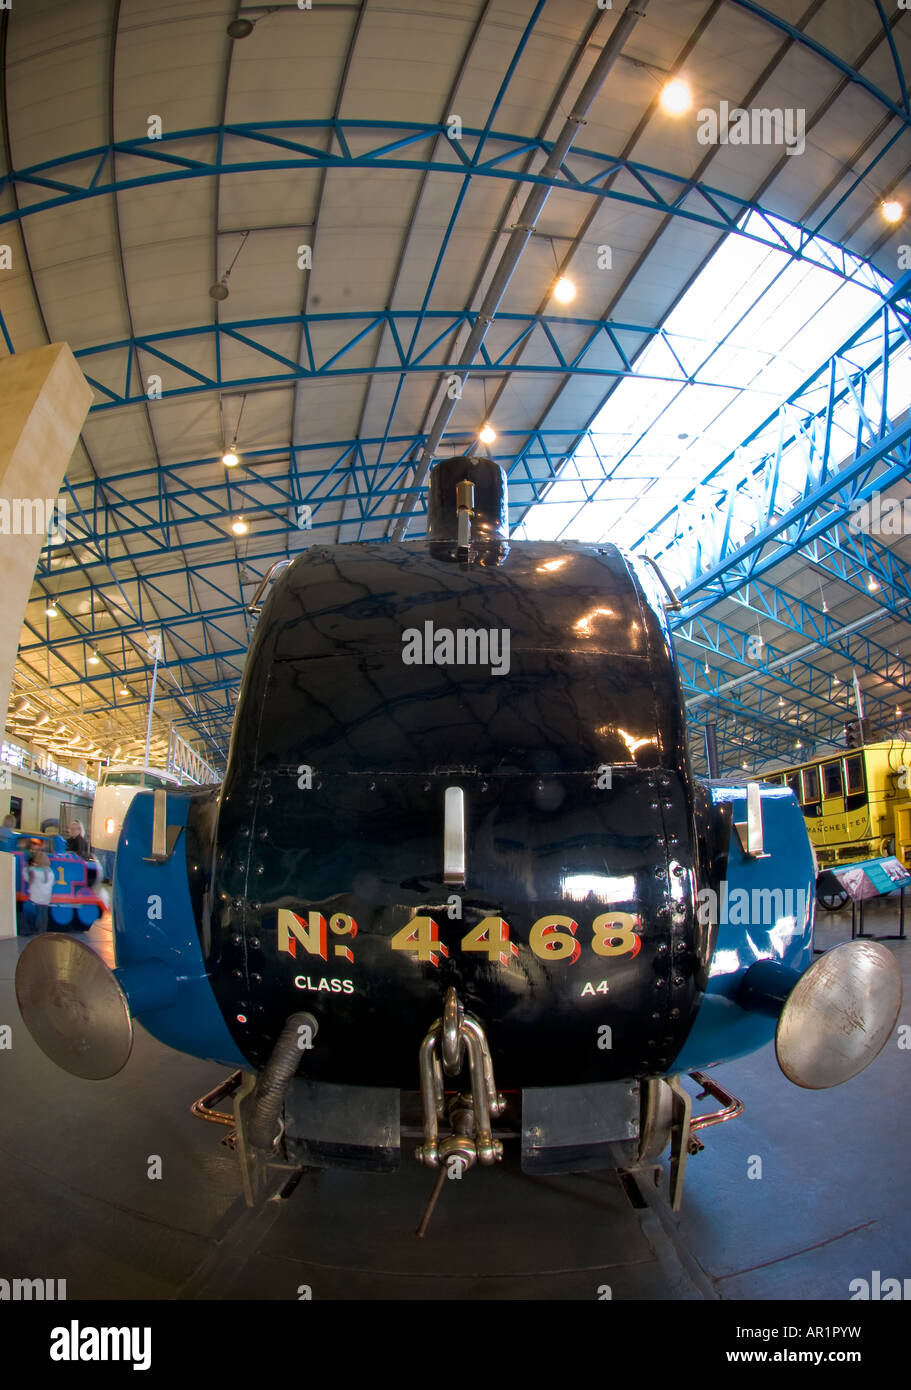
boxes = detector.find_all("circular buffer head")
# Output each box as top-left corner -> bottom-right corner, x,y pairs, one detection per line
776,939 -> 902,1090
15,934 -> 133,1080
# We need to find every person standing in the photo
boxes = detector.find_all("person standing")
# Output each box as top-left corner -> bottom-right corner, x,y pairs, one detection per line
23,851 -> 54,935
66,820 -> 90,858
0,813 -> 17,851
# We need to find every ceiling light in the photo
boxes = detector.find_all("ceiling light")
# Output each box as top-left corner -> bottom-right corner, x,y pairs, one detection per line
660,79 -> 692,115
882,199 -> 903,223
479,422 -> 496,445
232,517 -> 249,535
868,576 -> 880,592
88,652 -> 100,665
209,231 -> 250,301
553,275 -> 576,304
221,395 -> 248,469
795,740 -> 803,749
45,604 -> 58,618
119,686 -> 129,696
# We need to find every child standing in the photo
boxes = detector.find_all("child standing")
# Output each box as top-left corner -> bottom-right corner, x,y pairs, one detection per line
24,852 -> 55,934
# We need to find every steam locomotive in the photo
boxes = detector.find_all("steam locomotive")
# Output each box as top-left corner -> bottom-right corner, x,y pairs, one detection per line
15,457 -> 902,1211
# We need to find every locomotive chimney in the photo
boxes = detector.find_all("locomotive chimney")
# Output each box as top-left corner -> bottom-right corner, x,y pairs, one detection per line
425,455 -> 509,563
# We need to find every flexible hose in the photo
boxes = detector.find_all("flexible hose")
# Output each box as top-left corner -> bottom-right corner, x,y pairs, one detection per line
247,1011 -> 318,1150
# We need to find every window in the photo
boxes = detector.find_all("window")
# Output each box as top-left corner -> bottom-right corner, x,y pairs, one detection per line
514,213 -> 894,562
844,755 -> 865,794
1,742 -> 25,769
787,773 -> 802,803
103,770 -> 179,789
822,761 -> 843,798
802,766 -> 820,803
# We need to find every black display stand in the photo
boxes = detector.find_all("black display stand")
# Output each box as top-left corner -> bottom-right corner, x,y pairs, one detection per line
852,884 -> 906,941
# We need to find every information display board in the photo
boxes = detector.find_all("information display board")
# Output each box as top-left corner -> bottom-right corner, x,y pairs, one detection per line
815,855 -> 909,944
830,856 -> 911,901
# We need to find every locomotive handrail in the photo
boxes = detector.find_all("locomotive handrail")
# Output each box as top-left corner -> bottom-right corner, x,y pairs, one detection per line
247,558 -> 292,613
642,555 -> 682,611
190,1070 -> 243,1127
689,1071 -> 745,1131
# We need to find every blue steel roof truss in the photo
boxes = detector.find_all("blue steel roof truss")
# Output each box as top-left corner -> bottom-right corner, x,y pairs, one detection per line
7,3 -> 911,773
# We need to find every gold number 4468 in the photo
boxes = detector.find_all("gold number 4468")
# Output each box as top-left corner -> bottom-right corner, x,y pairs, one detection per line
390,911 -> 641,967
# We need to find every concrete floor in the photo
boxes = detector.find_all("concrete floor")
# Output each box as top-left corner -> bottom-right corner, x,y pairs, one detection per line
0,905 -> 907,1301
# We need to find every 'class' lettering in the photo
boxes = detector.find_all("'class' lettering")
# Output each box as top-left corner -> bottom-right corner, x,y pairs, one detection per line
293,976 -> 354,994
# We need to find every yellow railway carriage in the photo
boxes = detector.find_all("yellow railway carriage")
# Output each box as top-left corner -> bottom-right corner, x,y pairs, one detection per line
762,740 -> 911,868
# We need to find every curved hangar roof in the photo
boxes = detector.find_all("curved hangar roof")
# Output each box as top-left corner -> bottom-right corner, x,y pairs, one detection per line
1,0 -> 909,774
